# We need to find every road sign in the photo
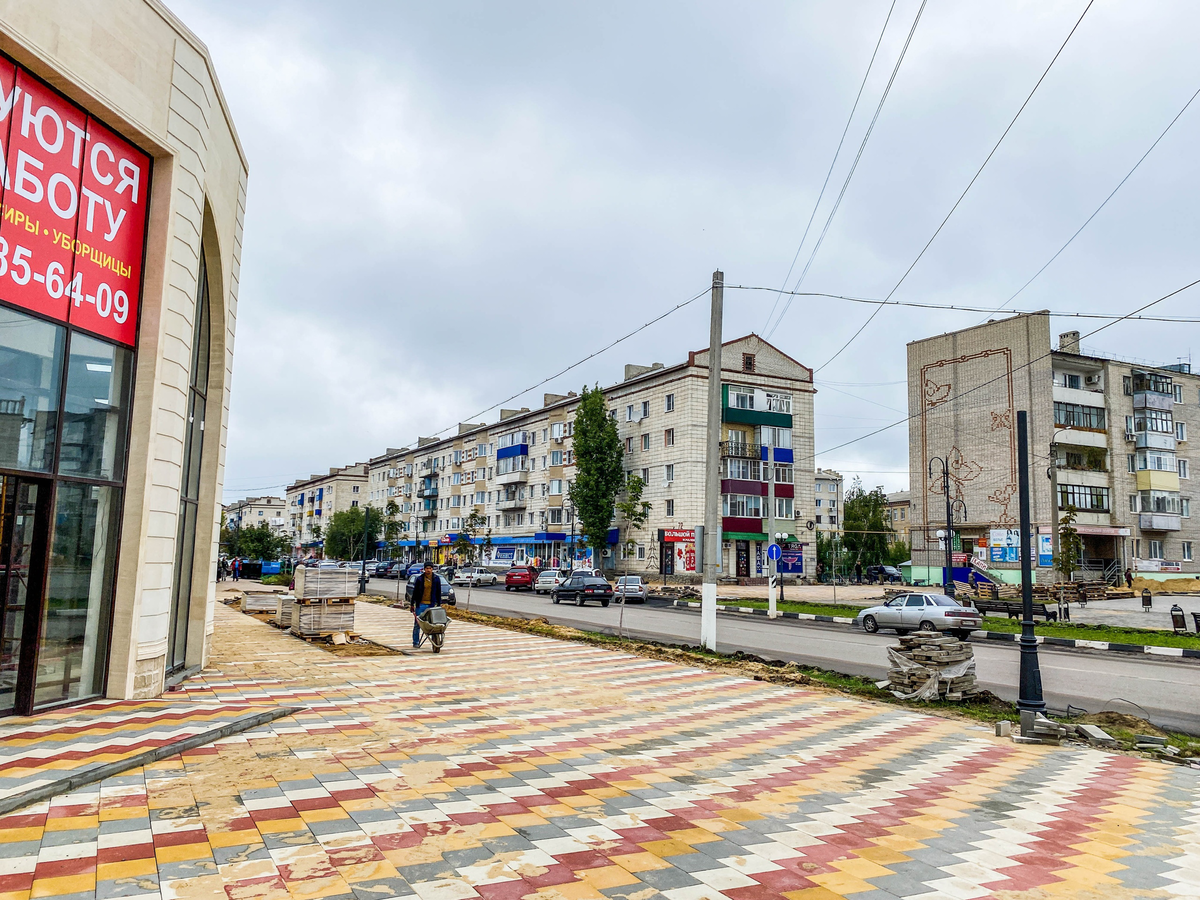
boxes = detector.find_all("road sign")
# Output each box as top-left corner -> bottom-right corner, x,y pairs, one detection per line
767,543 -> 782,561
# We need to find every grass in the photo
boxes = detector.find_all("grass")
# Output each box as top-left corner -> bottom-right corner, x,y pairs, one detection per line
704,598 -> 866,617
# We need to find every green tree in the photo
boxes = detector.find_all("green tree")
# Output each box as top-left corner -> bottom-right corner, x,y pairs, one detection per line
616,474 -> 652,575
453,511 -> 488,610
231,522 -> 289,561
323,506 -> 379,560
842,479 -> 894,567
569,385 -> 623,568
885,539 -> 911,568
1055,505 -> 1083,582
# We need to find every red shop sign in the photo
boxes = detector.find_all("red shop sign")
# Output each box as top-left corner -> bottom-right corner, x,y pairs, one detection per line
0,59 -> 150,345
659,529 -> 695,542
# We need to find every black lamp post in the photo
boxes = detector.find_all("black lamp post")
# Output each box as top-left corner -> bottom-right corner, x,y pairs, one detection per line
1016,410 -> 1046,714
358,505 -> 371,596
928,457 -> 966,596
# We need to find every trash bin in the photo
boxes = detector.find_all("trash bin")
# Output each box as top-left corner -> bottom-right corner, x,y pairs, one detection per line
1171,604 -> 1187,635
1141,588 -> 1153,611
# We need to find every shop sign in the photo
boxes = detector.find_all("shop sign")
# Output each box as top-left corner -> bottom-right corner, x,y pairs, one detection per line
659,528 -> 695,542
755,544 -> 763,575
1038,534 -> 1053,567
494,547 -> 515,561
1161,560 -> 1181,572
1135,559 -> 1160,572
0,60 -> 150,345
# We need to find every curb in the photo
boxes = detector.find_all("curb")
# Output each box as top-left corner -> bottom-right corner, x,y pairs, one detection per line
0,705 -> 303,816
667,599 -> 1200,660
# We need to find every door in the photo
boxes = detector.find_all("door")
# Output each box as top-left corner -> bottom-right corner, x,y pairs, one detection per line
0,475 -> 51,716
660,543 -> 674,576
901,595 -> 930,628
736,541 -> 750,578
875,595 -> 906,628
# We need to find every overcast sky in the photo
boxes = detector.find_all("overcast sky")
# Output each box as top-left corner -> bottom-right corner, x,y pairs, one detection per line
163,0 -> 1200,502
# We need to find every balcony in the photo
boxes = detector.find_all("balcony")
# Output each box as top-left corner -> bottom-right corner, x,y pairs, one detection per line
720,441 -> 762,460
495,469 -> 529,485
1139,513 -> 1181,532
497,498 -> 527,511
419,506 -> 438,518
418,486 -> 438,499
1133,391 -> 1173,411
1135,431 -> 1176,451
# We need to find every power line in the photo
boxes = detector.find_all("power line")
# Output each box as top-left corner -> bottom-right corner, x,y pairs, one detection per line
796,274 -> 1200,466
763,0 -> 899,333
224,286 -> 710,499
729,284 -> 1200,322
976,82 -> 1200,324
807,0 -> 1096,371
764,0 -> 930,339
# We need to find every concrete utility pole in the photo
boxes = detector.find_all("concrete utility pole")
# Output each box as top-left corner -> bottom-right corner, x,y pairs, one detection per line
701,269 -> 723,651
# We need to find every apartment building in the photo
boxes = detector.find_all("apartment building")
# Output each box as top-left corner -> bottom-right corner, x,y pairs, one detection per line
362,335 -> 816,580
285,465 -> 368,551
226,496 -> 290,538
907,312 -> 1200,584
814,469 -> 843,533
886,490 -> 912,544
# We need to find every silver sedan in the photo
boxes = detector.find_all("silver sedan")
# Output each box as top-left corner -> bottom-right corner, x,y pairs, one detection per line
855,592 -> 982,638
614,575 -> 648,603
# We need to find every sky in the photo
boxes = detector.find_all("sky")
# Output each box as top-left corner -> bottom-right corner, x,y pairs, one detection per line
161,0 -> 1200,503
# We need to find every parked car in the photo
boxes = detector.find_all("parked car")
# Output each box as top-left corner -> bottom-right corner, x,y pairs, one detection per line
866,565 -> 902,584
404,575 -> 457,606
552,574 -> 613,607
614,575 -> 647,603
405,563 -> 425,579
453,567 -> 498,586
374,560 -> 399,578
534,570 -> 570,594
505,566 -> 538,591
855,592 -> 982,639
317,560 -> 341,570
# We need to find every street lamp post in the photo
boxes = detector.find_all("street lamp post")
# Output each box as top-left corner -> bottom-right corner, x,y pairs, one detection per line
928,457 -> 967,596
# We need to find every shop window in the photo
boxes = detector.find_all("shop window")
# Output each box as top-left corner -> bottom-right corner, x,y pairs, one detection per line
0,307 -> 64,472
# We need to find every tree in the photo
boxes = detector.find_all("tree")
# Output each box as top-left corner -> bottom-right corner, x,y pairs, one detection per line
615,474 -> 651,637
452,511 -> 488,610
569,385 -> 623,569
1055,505 -> 1083,583
323,506 -> 379,560
841,479 -> 894,568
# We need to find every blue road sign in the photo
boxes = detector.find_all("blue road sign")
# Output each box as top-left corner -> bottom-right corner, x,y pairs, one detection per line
767,543 -> 782,561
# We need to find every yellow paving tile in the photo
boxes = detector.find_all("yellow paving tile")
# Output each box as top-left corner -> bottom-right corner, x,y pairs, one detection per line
639,838 -> 697,857
43,816 -> 98,832
784,887 -> 853,900
155,842 -> 214,863
256,817 -> 308,834
30,875 -> 95,898
723,808 -> 766,822
831,858 -> 894,880
300,807 -> 353,823
810,871 -> 879,895
207,829 -> 263,849
553,882 -> 609,900
856,846 -> 911,865
0,827 -> 42,843
498,813 -> 549,827
665,827 -> 722,844
610,851 -> 674,873
580,865 -> 641,889
96,858 -> 158,880
98,806 -> 145,822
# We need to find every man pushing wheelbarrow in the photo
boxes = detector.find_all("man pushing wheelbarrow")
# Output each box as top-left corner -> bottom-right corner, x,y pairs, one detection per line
409,562 -> 449,652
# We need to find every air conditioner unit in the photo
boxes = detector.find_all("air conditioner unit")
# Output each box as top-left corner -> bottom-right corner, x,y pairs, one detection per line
602,548 -> 612,557
554,437 -> 564,444
1085,374 -> 1101,386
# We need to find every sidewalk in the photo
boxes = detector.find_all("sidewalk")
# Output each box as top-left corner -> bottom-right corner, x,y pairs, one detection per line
2,601 -> 1196,900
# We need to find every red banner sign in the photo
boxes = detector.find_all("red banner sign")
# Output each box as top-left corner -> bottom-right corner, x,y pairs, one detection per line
660,529 -> 695,542
0,58 -> 150,345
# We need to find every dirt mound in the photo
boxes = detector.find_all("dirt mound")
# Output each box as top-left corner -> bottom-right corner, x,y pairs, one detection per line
1078,711 -> 1167,737
1131,576 -> 1200,594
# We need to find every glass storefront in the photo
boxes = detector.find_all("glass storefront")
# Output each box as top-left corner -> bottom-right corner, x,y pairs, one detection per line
0,305 -> 133,714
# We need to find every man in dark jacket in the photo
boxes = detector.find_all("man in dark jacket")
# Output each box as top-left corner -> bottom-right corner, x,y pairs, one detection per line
409,562 -> 444,648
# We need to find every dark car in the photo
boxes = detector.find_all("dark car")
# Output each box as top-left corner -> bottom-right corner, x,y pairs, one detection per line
552,574 -> 613,607
404,575 -> 457,606
866,564 -> 902,584
405,563 -> 425,579
375,560 -> 399,578
504,566 -> 538,591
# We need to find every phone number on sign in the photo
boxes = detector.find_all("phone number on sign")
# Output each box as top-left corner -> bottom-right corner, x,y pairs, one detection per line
0,237 -> 129,323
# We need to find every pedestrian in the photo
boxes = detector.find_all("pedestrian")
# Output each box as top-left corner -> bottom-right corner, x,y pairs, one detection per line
409,562 -> 444,649
232,557 -> 241,581
854,560 -> 862,585
1124,567 -> 1133,589
816,561 -> 825,583
967,570 -> 977,594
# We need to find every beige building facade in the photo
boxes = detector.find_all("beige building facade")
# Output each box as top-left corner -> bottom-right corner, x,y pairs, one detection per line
0,1 -> 247,714
285,464 -> 368,551
907,313 -> 1199,584
226,496 -> 288,537
360,335 -> 817,580
814,468 -> 843,534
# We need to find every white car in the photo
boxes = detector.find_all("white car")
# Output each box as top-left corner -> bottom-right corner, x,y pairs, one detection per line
855,592 -> 982,639
452,567 -> 498,586
614,575 -> 648,603
534,570 -> 570,594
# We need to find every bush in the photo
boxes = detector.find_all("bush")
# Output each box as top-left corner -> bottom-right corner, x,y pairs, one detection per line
260,573 -> 291,586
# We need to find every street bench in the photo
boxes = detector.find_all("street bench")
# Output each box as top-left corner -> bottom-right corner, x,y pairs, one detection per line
973,598 -> 1058,622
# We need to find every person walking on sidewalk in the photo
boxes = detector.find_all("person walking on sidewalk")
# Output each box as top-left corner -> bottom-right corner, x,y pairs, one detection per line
1124,567 -> 1133,589
232,557 -> 241,582
409,562 -> 444,648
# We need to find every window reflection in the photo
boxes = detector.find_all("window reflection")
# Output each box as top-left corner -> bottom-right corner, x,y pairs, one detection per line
59,333 -> 133,481
37,482 -> 120,707
0,307 -> 64,472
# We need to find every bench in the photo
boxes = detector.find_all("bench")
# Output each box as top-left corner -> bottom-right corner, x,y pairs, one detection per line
973,598 -> 1058,622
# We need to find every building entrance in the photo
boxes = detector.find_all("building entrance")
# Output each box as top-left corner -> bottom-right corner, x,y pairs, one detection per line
0,475 -> 50,716
736,540 -> 750,578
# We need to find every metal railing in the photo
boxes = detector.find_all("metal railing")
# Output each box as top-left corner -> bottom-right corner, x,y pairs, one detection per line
719,441 -> 761,459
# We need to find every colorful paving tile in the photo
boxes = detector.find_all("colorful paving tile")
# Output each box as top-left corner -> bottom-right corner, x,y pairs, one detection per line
0,600 -> 1196,900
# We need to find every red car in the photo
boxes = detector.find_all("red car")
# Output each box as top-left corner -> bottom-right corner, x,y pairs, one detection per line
504,566 -> 538,591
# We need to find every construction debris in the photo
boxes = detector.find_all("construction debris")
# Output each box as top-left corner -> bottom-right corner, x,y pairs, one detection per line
1075,723 -> 1117,747
885,631 -> 978,701
1020,710 -> 1069,743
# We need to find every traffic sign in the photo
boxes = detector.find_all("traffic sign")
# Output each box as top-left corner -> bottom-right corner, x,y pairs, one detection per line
767,543 -> 782,561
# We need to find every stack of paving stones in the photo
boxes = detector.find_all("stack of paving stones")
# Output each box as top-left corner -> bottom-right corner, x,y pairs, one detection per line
888,630 -> 979,700
292,566 -> 357,637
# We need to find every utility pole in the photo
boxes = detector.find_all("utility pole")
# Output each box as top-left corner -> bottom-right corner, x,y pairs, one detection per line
1016,410 -> 1046,715
701,269 -> 723,651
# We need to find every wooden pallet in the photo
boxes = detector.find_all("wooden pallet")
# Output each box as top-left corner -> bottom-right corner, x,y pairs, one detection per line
291,630 -> 361,642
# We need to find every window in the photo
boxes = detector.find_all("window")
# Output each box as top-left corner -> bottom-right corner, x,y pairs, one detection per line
1177,421 -> 1188,441
1133,409 -> 1173,434
815,498 -> 822,508
723,458 -> 759,480
1184,498 -> 1192,517
1128,454 -> 1136,473
626,405 -> 634,422
1123,375 -> 1132,395
549,479 -> 563,494
829,499 -> 837,510
641,400 -> 650,419
664,428 -> 675,447
731,386 -> 754,409
548,507 -> 563,525
550,450 -> 563,466
1184,541 -> 1194,561
1054,401 -> 1106,430
352,485 -> 359,493
1062,373 -> 1081,389
550,422 -> 564,439
625,437 -> 633,453
1148,540 -> 1164,560
815,515 -> 823,524
351,500 -> 358,507
665,499 -> 674,517
665,464 -> 675,483
765,392 -> 791,413
722,494 -> 762,517
499,431 -> 527,449
815,483 -> 822,492
776,497 -> 794,518
742,353 -> 756,372
1136,450 -> 1175,471
1180,459 -> 1190,479
1058,484 -> 1110,512
641,467 -> 650,484
760,426 -> 792,449
1139,490 -> 1181,514
773,464 -> 793,484
1133,539 -> 1141,558
637,544 -> 646,560
496,454 -> 527,475
1174,384 -> 1184,403
665,393 -> 675,412
829,516 -> 837,526
641,433 -> 650,451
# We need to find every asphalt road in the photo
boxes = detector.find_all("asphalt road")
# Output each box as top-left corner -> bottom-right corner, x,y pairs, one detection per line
449,583 -> 1200,735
